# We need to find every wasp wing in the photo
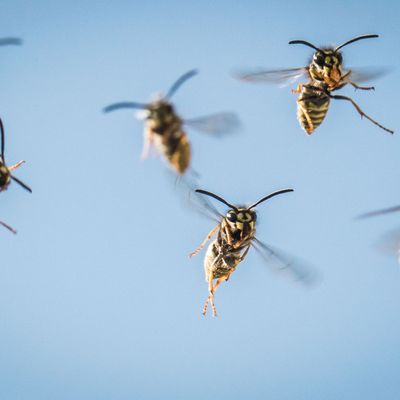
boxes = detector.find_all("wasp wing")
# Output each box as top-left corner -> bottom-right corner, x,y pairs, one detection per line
345,67 -> 392,84
251,237 -> 318,285
356,205 -> 400,219
184,112 -> 240,135
234,67 -> 309,87
375,229 -> 400,263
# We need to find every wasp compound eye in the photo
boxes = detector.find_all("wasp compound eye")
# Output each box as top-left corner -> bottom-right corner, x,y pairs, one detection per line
226,212 -> 237,222
314,53 -> 325,66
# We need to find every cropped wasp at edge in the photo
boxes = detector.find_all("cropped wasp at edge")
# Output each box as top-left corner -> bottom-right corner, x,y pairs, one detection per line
190,188 -> 315,317
103,70 -> 240,175
236,34 -> 394,135
0,118 -> 32,193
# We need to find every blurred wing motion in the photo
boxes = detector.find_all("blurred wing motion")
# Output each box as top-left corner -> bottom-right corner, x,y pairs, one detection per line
0,37 -> 22,46
185,112 -> 240,135
357,205 -> 400,219
103,102 -> 148,113
234,67 -> 308,87
345,66 -> 392,84
375,228 -> 400,263
188,188 -> 222,223
252,237 -> 318,285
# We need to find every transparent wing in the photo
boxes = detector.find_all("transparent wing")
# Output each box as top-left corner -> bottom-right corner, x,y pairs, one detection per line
346,67 -> 392,84
184,112 -> 240,135
234,67 -> 308,87
357,205 -> 400,219
375,229 -> 400,263
252,237 -> 318,285
188,188 -> 222,223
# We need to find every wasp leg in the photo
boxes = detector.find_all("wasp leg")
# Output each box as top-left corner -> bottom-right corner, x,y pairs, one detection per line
8,160 -> 25,172
291,83 -> 304,95
140,130 -> 153,160
203,275 -> 228,317
189,225 -> 219,258
348,81 -> 375,91
328,93 -> 394,134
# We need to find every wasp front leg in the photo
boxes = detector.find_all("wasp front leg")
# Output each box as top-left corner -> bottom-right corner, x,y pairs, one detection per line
140,129 -> 154,160
348,81 -> 375,91
8,160 -> 25,172
189,225 -> 219,258
291,83 -> 305,95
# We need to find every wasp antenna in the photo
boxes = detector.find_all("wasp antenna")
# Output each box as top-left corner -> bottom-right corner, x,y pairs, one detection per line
195,189 -> 238,211
0,117 -> 5,162
288,40 -> 322,52
335,34 -> 379,51
0,220 -> 17,234
10,175 -> 32,193
165,69 -> 198,99
103,102 -> 149,113
248,188 -> 294,210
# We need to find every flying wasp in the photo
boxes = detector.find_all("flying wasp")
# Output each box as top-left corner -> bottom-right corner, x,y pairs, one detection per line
0,118 -> 32,193
103,70 -> 239,175
190,188 -> 315,317
236,34 -> 393,134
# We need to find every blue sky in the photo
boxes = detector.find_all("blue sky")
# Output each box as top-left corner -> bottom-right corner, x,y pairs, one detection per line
0,0 -> 399,399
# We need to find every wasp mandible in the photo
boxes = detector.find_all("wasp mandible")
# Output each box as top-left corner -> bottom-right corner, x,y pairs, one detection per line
190,188 -> 315,317
104,70 -> 239,175
236,34 -> 394,134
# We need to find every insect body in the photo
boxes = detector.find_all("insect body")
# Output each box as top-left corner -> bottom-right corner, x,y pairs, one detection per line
0,118 -> 31,193
104,70 -> 239,175
190,188 -> 312,317
237,34 -> 394,134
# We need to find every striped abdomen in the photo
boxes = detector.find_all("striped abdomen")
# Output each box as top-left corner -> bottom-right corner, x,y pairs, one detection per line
147,113 -> 191,174
204,238 -> 250,280
297,87 -> 330,134
162,130 -> 191,174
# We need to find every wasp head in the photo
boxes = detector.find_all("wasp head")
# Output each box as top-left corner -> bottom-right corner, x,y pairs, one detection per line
225,208 -> 257,242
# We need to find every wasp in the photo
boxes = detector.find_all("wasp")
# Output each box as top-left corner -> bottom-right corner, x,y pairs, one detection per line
190,188 -> 314,317
103,70 -> 239,175
236,34 -> 394,134
0,117 -> 32,193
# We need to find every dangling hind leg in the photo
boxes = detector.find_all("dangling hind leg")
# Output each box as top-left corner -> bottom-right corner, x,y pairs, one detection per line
202,276 -> 226,317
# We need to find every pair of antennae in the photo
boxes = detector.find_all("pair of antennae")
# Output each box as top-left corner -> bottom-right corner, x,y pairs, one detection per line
289,34 -> 379,52
0,118 -> 32,193
103,69 -> 198,113
195,188 -> 293,211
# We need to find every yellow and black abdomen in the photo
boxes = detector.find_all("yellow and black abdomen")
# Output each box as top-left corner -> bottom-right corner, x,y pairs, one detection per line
297,87 -> 330,135
162,129 -> 191,174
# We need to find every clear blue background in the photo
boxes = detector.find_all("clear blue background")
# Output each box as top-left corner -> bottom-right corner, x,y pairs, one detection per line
0,0 -> 399,399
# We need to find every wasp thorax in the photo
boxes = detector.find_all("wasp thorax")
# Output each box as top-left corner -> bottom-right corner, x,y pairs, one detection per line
148,101 -> 175,121
0,163 -> 10,189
